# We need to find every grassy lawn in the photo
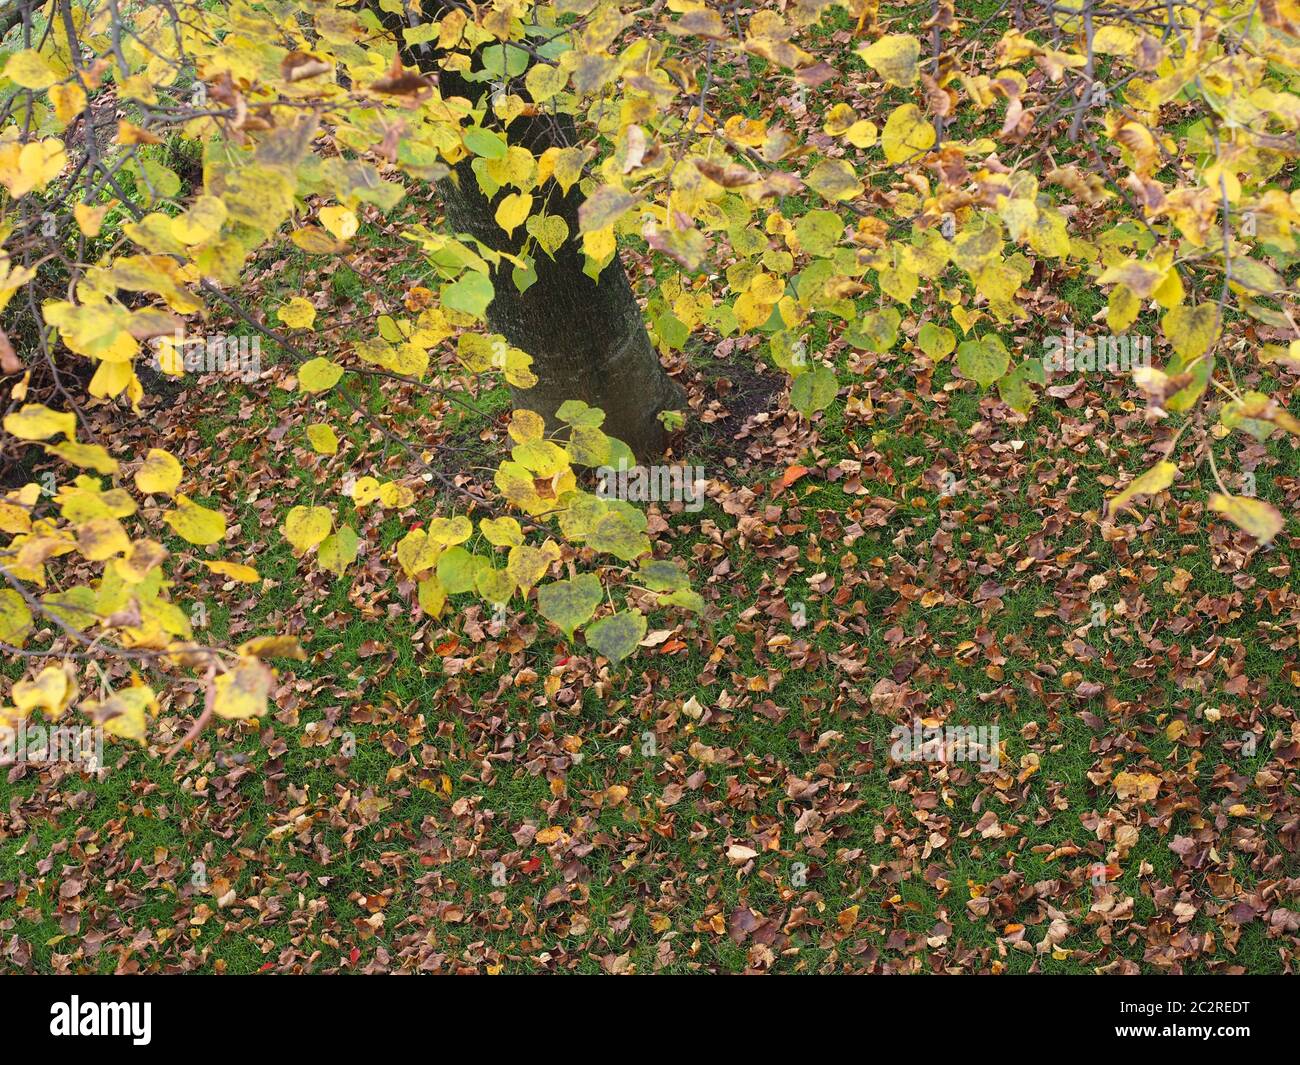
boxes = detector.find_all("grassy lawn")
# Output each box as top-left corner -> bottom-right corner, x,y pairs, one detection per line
4,200 -> 1296,971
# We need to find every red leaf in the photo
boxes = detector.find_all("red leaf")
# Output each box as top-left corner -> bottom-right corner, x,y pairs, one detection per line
773,465 -> 810,496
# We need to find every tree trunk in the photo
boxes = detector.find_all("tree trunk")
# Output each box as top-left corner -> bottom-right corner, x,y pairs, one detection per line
438,138 -> 684,460
377,5 -> 684,459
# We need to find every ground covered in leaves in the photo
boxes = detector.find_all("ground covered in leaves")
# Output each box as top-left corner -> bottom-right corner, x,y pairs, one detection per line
3,3 -> 1300,974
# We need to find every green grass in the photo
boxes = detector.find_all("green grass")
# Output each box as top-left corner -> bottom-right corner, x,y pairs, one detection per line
7,279 -> 1295,972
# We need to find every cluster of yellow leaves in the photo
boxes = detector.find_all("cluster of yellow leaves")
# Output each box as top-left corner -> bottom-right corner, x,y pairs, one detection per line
0,393 -> 304,741
4,0 -> 1297,719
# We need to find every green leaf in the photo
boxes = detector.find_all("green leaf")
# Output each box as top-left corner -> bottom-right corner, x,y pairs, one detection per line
566,424 -> 612,467
512,258 -> 537,294
957,335 -> 1010,388
463,127 -> 508,159
555,399 -> 605,428
526,214 -> 570,258
656,312 -> 689,350
537,573 -> 602,639
586,510 -> 652,561
1162,303 -> 1217,413
794,211 -> 843,257
847,308 -> 900,353
790,365 -> 838,415
997,361 -> 1040,413
917,322 -> 956,361
436,546 -> 481,594
583,609 -> 647,664
441,272 -> 494,318
637,559 -> 691,592
318,526 -> 359,576
658,587 -> 705,613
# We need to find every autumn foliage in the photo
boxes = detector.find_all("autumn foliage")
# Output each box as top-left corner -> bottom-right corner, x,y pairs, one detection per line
1,0 -> 1299,975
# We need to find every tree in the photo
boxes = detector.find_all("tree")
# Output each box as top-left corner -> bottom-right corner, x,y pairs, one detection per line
373,0 -> 686,459
2,0 -> 1300,751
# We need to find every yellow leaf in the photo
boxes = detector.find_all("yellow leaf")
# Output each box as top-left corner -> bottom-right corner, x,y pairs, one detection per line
211,658 -> 273,720
4,403 -> 77,441
582,224 -> 616,266
73,201 -> 111,238
204,560 -> 261,583
163,494 -> 227,545
350,476 -> 381,506
3,49 -> 59,90
306,423 -> 339,454
526,214 -> 569,256
237,635 -> 306,660
49,82 -> 86,125
319,205 -> 359,241
857,34 -> 921,87
822,102 -> 858,136
116,539 -> 166,583
298,357 -> 343,392
116,120 -> 161,146
44,440 -> 118,474
76,516 -> 129,561
0,588 -> 34,647
86,685 -> 157,742
508,408 -> 546,443
881,103 -> 935,164
495,192 -> 533,237
283,505 -> 333,552
578,185 -> 635,233
134,447 -> 182,496
506,541 -> 561,595
805,159 -> 862,203
378,481 -> 414,508
844,120 -> 878,148
278,297 -> 318,330
427,515 -> 472,545
417,574 -> 446,617
525,62 -> 568,102
1114,771 -> 1159,801
549,146 -> 587,194
13,665 -> 77,718
1209,493 -> 1284,545
1097,258 -> 1169,300
290,227 -> 342,254
88,359 -> 136,401
1107,461 -> 1176,516
480,516 -> 524,547
1163,303 -> 1218,363
0,138 -> 67,198
171,195 -> 227,245
1092,25 -> 1138,54
396,529 -> 441,577
0,483 -> 39,534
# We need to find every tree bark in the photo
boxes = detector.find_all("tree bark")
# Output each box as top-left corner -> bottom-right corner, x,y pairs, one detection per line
377,4 -> 684,459
438,129 -> 684,460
